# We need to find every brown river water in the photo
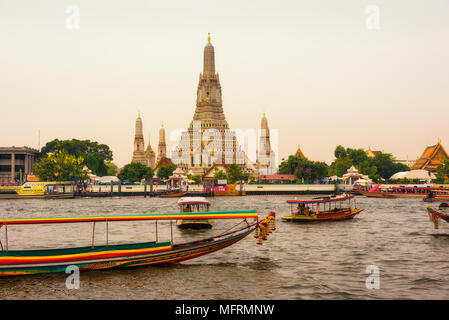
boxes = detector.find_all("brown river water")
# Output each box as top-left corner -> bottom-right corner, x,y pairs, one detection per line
0,195 -> 448,300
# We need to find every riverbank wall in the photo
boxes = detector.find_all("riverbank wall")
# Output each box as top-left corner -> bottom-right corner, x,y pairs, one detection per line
79,184 -> 353,197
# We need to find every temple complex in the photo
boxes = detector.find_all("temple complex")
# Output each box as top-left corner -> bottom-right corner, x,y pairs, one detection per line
412,139 -> 449,172
131,113 -> 158,169
171,34 -> 247,176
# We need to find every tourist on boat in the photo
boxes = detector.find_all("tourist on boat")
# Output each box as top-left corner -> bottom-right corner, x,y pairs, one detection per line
304,206 -> 311,216
297,203 -> 307,215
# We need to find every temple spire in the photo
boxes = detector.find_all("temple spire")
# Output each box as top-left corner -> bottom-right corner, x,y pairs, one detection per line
157,122 -> 167,162
203,33 -> 215,75
132,113 -> 146,165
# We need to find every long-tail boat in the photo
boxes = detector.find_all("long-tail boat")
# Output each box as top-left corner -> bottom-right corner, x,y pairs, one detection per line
359,184 -> 447,199
177,197 -> 212,229
423,190 -> 449,203
160,190 -> 188,198
282,194 -> 363,222
0,210 -> 275,277
426,204 -> 449,229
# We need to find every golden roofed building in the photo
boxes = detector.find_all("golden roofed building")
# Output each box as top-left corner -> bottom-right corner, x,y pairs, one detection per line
411,139 -> 449,172
366,148 -> 382,158
294,145 -> 307,159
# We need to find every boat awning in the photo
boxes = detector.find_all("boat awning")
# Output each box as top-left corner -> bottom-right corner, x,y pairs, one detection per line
0,210 -> 258,225
178,197 -> 211,206
286,194 -> 354,204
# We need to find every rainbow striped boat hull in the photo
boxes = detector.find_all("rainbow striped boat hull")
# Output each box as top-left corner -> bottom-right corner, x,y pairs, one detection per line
0,224 -> 256,277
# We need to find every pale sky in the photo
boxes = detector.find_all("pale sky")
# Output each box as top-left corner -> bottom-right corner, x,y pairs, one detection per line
1,0 -> 448,167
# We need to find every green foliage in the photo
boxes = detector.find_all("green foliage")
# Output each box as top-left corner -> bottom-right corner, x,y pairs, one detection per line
435,160 -> 449,184
156,164 -> 177,180
118,162 -> 153,182
213,167 -> 228,181
34,151 -> 88,181
105,162 -> 118,176
187,174 -> 202,184
39,139 -> 113,176
213,164 -> 251,184
328,156 -> 353,177
227,164 -> 251,184
329,146 -> 410,182
334,145 -> 347,159
278,155 -> 329,183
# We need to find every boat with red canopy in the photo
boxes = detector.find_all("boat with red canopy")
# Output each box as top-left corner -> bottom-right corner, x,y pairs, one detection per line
282,194 -> 363,222
423,190 -> 449,203
360,184 -> 447,199
0,210 -> 276,277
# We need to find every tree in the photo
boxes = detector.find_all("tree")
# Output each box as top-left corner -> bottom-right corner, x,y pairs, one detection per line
435,160 -> 449,184
213,167 -> 228,181
371,153 -> 404,180
157,164 -> 177,180
187,174 -> 202,184
105,162 -> 118,176
34,151 -> 88,181
334,145 -> 347,159
328,156 -> 352,177
279,155 -> 329,183
328,145 -> 410,181
212,164 -> 250,184
39,139 -> 113,176
118,162 -> 153,182
227,164 -> 249,184
278,156 -> 302,175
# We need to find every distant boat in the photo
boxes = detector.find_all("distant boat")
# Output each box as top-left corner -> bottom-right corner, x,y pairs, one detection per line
177,197 -> 212,229
423,190 -> 449,203
160,191 -> 187,198
0,181 -> 75,200
360,184 -> 447,199
282,194 -> 363,222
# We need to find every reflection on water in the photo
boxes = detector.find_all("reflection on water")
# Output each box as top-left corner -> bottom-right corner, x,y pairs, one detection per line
0,195 -> 449,299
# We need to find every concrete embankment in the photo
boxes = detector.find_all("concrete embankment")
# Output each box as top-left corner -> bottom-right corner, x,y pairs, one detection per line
79,184 -> 353,197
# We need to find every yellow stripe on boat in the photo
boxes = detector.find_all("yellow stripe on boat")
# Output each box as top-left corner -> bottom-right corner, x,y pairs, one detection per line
0,210 -> 258,225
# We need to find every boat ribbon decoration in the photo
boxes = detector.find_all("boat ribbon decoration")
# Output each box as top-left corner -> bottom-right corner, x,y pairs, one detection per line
254,212 -> 276,245
426,206 -> 449,229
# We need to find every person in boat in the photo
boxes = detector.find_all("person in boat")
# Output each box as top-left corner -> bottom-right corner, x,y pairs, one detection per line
303,205 -> 311,216
296,203 -> 303,215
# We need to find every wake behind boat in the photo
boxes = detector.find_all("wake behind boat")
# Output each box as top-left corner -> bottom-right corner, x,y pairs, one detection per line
0,210 -> 276,277
282,194 -> 363,222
